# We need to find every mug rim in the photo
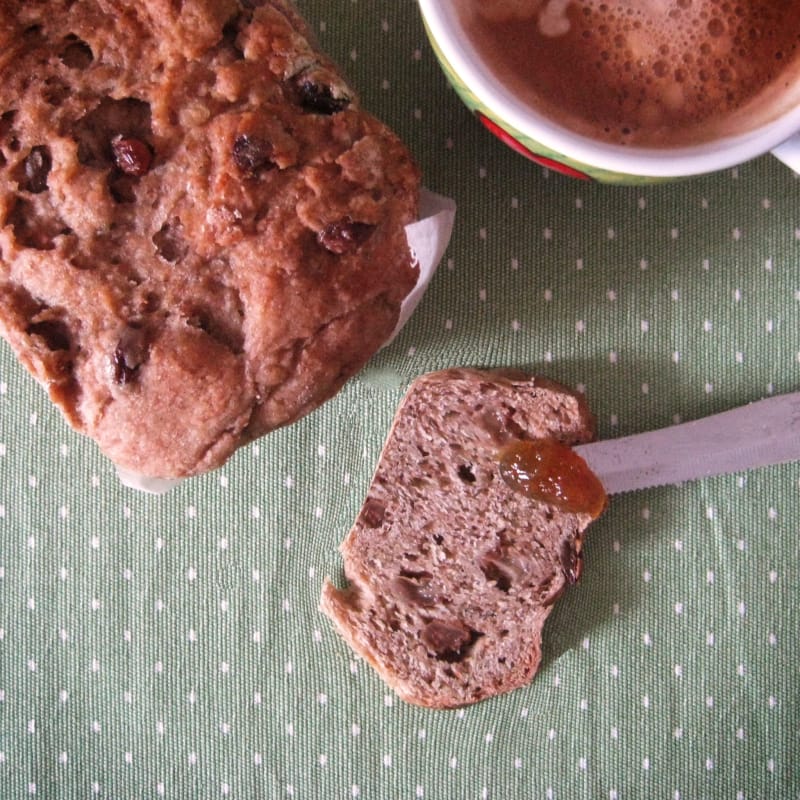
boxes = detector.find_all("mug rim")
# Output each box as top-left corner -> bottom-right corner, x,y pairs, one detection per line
418,0 -> 800,177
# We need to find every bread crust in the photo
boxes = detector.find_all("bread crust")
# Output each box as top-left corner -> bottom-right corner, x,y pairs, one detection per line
321,368 -> 599,708
0,0 -> 419,477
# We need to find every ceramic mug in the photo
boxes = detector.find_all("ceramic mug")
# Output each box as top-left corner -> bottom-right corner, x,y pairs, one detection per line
418,0 -> 800,184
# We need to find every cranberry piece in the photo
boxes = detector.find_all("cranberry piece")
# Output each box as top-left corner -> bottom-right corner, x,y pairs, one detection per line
111,135 -> 152,176
317,218 -> 374,254
232,134 -> 273,175
21,146 -> 51,193
297,79 -> 350,115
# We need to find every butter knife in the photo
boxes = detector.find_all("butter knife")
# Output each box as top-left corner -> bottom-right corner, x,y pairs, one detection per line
572,391 -> 800,494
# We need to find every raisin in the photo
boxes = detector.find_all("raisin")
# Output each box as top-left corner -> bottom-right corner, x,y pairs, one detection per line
111,135 -> 152,176
390,573 -> 436,608
421,620 -> 481,663
20,146 -> 51,193
559,539 -> 583,584
479,557 -> 513,593
112,326 -> 148,385
232,134 -> 273,175
359,498 -> 385,528
296,79 -> 351,115
317,218 -> 374,254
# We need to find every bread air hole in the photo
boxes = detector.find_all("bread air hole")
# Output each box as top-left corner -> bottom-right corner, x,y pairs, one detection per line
457,463 -> 476,483
27,318 -> 72,352
73,97 -> 152,171
13,146 -> 52,193
59,35 -> 94,69
479,558 -> 513,593
6,197 -> 72,250
153,219 -> 188,262
221,15 -> 245,59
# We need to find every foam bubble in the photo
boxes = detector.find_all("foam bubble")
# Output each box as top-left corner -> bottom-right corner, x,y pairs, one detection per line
538,0 -> 571,37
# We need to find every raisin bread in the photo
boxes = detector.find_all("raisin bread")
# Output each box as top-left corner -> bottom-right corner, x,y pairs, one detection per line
0,0 -> 419,477
321,368 -> 603,708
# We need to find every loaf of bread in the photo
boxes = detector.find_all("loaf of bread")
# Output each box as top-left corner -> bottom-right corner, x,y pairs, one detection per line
321,368 -> 604,708
0,0 -> 419,477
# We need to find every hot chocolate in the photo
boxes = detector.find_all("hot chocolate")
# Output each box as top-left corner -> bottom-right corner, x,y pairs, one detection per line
458,0 -> 800,147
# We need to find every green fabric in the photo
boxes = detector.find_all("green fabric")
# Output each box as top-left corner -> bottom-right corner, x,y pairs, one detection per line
1,2 -> 798,798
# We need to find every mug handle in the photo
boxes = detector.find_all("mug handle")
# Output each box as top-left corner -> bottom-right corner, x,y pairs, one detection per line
770,132 -> 800,173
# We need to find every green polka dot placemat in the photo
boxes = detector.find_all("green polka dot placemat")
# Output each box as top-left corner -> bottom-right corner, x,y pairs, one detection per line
1,2 -> 798,798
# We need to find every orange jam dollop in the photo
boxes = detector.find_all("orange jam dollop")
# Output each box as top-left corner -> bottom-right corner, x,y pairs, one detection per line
497,439 -> 607,519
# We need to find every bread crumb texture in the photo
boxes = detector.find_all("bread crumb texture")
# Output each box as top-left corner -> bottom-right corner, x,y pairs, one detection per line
321,368 -> 600,709
0,0 -> 420,477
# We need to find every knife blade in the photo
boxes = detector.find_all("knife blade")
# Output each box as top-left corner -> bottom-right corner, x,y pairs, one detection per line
572,391 -> 800,495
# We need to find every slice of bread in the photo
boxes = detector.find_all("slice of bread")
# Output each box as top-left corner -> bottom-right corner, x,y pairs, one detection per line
320,367 -> 602,708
